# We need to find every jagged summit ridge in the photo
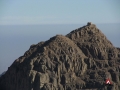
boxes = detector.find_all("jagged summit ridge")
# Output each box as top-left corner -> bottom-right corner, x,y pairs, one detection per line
0,22 -> 120,90
66,22 -> 118,60
66,22 -> 112,45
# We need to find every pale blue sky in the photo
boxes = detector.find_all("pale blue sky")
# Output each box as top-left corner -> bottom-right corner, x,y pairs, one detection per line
0,0 -> 120,25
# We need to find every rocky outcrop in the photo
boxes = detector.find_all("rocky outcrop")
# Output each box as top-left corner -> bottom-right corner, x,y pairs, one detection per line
66,23 -> 118,60
0,22 -> 120,90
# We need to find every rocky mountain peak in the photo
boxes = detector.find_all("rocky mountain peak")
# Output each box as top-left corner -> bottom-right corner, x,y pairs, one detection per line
66,22 -> 106,42
0,23 -> 120,90
66,22 -> 118,60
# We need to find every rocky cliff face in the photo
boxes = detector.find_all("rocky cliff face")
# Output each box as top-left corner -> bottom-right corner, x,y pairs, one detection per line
0,22 -> 120,90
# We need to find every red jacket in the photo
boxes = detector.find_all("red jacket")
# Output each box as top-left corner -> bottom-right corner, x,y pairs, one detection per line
105,78 -> 112,85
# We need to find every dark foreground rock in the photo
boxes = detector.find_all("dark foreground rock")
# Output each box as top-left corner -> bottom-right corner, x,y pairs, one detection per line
0,22 -> 120,90
0,71 -> 6,77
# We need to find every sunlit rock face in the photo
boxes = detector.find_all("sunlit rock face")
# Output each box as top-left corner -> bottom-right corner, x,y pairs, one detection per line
0,22 -> 120,90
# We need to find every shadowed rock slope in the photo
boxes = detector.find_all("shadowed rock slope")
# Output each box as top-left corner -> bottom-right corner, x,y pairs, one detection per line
0,22 -> 120,90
